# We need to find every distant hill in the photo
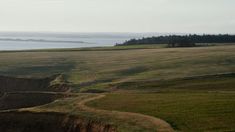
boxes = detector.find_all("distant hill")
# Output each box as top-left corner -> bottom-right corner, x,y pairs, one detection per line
118,34 -> 235,47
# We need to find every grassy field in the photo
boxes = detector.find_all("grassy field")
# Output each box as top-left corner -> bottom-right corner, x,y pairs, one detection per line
0,44 -> 235,131
24,94 -> 162,132
0,44 -> 235,92
86,66 -> 235,131
88,92 -> 235,131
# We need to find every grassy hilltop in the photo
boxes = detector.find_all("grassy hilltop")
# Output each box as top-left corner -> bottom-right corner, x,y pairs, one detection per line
0,44 -> 235,131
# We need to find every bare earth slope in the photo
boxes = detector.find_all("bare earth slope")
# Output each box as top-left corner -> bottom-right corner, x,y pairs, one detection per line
0,111 -> 116,132
0,75 -> 70,110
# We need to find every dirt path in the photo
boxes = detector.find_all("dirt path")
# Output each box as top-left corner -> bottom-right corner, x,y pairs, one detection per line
78,94 -> 174,132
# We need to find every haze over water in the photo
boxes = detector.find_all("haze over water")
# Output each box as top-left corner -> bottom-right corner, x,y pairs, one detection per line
0,32 -> 175,51
0,32 -> 140,50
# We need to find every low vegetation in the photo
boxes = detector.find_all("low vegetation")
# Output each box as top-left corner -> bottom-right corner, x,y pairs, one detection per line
118,34 -> 235,47
0,44 -> 235,131
88,92 -> 235,131
0,44 -> 234,92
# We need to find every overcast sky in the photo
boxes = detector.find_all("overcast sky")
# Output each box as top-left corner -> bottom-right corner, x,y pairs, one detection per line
0,0 -> 235,33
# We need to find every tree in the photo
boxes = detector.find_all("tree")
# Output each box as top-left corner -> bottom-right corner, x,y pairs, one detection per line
118,34 -> 235,46
168,37 -> 196,47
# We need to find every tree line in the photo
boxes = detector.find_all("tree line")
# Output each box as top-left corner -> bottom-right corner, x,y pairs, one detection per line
117,34 -> 235,47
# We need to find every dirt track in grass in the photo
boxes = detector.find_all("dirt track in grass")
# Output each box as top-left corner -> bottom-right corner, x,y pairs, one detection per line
78,94 -> 174,132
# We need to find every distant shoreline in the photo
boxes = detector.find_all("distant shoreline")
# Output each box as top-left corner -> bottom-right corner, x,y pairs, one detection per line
0,38 -> 89,44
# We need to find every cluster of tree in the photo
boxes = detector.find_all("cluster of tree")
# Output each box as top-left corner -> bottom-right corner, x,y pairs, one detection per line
117,34 -> 235,47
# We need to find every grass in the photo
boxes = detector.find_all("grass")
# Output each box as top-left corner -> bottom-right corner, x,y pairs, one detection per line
113,72 -> 235,92
88,92 -> 235,131
0,44 -> 235,92
0,44 -> 235,131
26,94 -> 160,132
87,72 -> 235,131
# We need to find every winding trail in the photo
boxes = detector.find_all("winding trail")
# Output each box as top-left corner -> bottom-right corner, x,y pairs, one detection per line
78,94 -> 174,132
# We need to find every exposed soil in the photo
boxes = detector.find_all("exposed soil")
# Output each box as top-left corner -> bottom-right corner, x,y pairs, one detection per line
0,75 -> 116,132
0,92 -> 69,110
0,75 -> 70,110
0,74 -> 70,93
0,75 -> 173,132
0,111 -> 116,132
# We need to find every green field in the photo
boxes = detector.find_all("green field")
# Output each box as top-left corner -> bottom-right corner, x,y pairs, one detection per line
0,44 -> 235,131
0,44 -> 234,92
88,92 -> 235,131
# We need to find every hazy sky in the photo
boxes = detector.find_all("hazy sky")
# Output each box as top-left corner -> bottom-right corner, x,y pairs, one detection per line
0,0 -> 235,33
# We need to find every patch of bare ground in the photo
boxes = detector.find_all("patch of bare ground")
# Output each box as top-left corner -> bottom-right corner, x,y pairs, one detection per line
0,74 -> 71,110
0,111 -> 116,132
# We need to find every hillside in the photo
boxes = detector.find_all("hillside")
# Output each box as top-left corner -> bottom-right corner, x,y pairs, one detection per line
0,44 -> 234,92
0,44 -> 235,131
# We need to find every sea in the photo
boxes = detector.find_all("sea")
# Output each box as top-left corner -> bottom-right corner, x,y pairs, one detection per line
0,32 -> 165,51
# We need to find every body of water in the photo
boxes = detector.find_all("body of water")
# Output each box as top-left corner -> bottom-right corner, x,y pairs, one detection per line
0,32 -> 165,51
